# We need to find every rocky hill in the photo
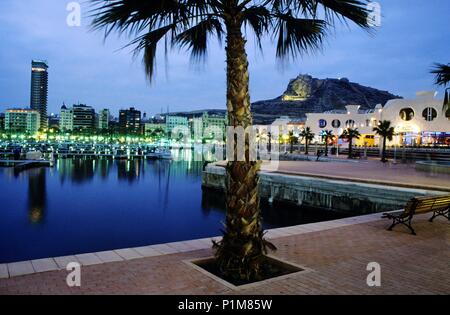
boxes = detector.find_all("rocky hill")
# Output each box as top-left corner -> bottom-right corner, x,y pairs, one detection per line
169,74 -> 401,125
251,74 -> 401,123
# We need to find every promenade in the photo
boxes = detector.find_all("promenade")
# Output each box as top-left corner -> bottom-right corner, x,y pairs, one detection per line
1,213 -> 449,294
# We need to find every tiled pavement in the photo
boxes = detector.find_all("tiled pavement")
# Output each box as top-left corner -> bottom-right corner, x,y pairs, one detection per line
0,213 -> 449,295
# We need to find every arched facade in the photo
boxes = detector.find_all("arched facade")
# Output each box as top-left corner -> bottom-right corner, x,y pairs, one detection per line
305,91 -> 450,147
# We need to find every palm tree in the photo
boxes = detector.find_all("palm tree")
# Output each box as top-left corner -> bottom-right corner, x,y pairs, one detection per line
431,63 -> 450,114
90,0 -> 371,282
373,120 -> 395,163
322,130 -> 334,157
288,131 -> 298,154
300,127 -> 315,155
431,63 -> 450,86
340,128 -> 361,159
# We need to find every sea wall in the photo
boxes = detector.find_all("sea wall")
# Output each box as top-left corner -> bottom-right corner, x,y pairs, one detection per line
202,165 -> 443,214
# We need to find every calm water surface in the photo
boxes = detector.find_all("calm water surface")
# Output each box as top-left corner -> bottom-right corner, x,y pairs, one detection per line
0,152 -> 350,263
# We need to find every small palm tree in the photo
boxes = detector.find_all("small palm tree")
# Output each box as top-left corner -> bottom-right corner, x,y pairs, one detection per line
300,127 -> 315,155
322,130 -> 334,157
373,120 -> 395,163
288,131 -> 298,154
90,0 -> 371,282
340,128 -> 361,159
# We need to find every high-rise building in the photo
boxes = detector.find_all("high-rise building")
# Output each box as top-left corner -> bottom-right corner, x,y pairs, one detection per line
73,104 -> 95,131
119,107 -> 141,135
30,60 -> 48,130
60,104 -> 74,131
5,109 -> 40,133
97,109 -> 110,130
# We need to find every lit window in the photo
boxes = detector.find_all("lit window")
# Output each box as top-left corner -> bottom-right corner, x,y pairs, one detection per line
399,108 -> 414,121
422,107 -> 437,122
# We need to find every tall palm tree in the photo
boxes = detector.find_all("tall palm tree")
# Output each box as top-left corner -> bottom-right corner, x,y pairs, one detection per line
90,0 -> 371,282
322,130 -> 334,157
373,120 -> 395,163
340,128 -> 361,159
288,130 -> 298,154
300,127 -> 315,155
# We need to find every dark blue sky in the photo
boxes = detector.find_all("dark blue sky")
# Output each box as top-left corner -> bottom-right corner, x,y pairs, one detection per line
0,1 -> 449,117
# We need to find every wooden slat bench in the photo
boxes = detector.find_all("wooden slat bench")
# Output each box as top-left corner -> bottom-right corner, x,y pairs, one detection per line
382,194 -> 450,235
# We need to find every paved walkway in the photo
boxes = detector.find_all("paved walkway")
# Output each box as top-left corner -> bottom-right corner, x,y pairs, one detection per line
1,213 -> 448,295
268,160 -> 450,192
215,160 -> 450,192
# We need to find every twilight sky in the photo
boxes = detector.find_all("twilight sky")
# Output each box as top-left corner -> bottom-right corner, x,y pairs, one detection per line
0,0 -> 449,117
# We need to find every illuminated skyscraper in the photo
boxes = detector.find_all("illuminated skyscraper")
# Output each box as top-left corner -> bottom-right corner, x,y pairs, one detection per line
30,60 -> 48,129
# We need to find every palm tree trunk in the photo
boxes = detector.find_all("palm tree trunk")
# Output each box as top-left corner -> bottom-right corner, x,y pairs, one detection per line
305,140 -> 309,155
214,17 -> 270,282
348,139 -> 353,158
325,140 -> 328,156
382,136 -> 387,162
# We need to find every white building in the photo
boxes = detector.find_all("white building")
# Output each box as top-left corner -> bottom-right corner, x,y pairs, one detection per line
5,109 -> 41,133
60,104 -> 73,131
305,91 -> 450,146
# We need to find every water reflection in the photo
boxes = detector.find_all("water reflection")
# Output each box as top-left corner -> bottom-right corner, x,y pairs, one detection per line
0,152 -> 353,263
117,159 -> 143,183
27,167 -> 47,223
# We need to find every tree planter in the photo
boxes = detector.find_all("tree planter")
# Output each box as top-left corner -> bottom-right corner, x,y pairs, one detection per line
185,255 -> 310,290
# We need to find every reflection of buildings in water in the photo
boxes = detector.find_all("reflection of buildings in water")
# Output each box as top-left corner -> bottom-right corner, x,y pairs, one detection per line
97,158 -> 112,179
56,158 -> 70,184
57,158 -> 96,184
117,159 -> 142,182
72,158 -> 95,183
27,167 -> 47,223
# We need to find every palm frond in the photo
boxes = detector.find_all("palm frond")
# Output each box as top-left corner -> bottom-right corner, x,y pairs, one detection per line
316,0 -> 371,29
272,11 -> 327,58
129,25 -> 174,81
242,6 -> 271,49
90,0 -> 222,81
431,63 -> 450,87
274,0 -> 371,29
174,17 -> 224,61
